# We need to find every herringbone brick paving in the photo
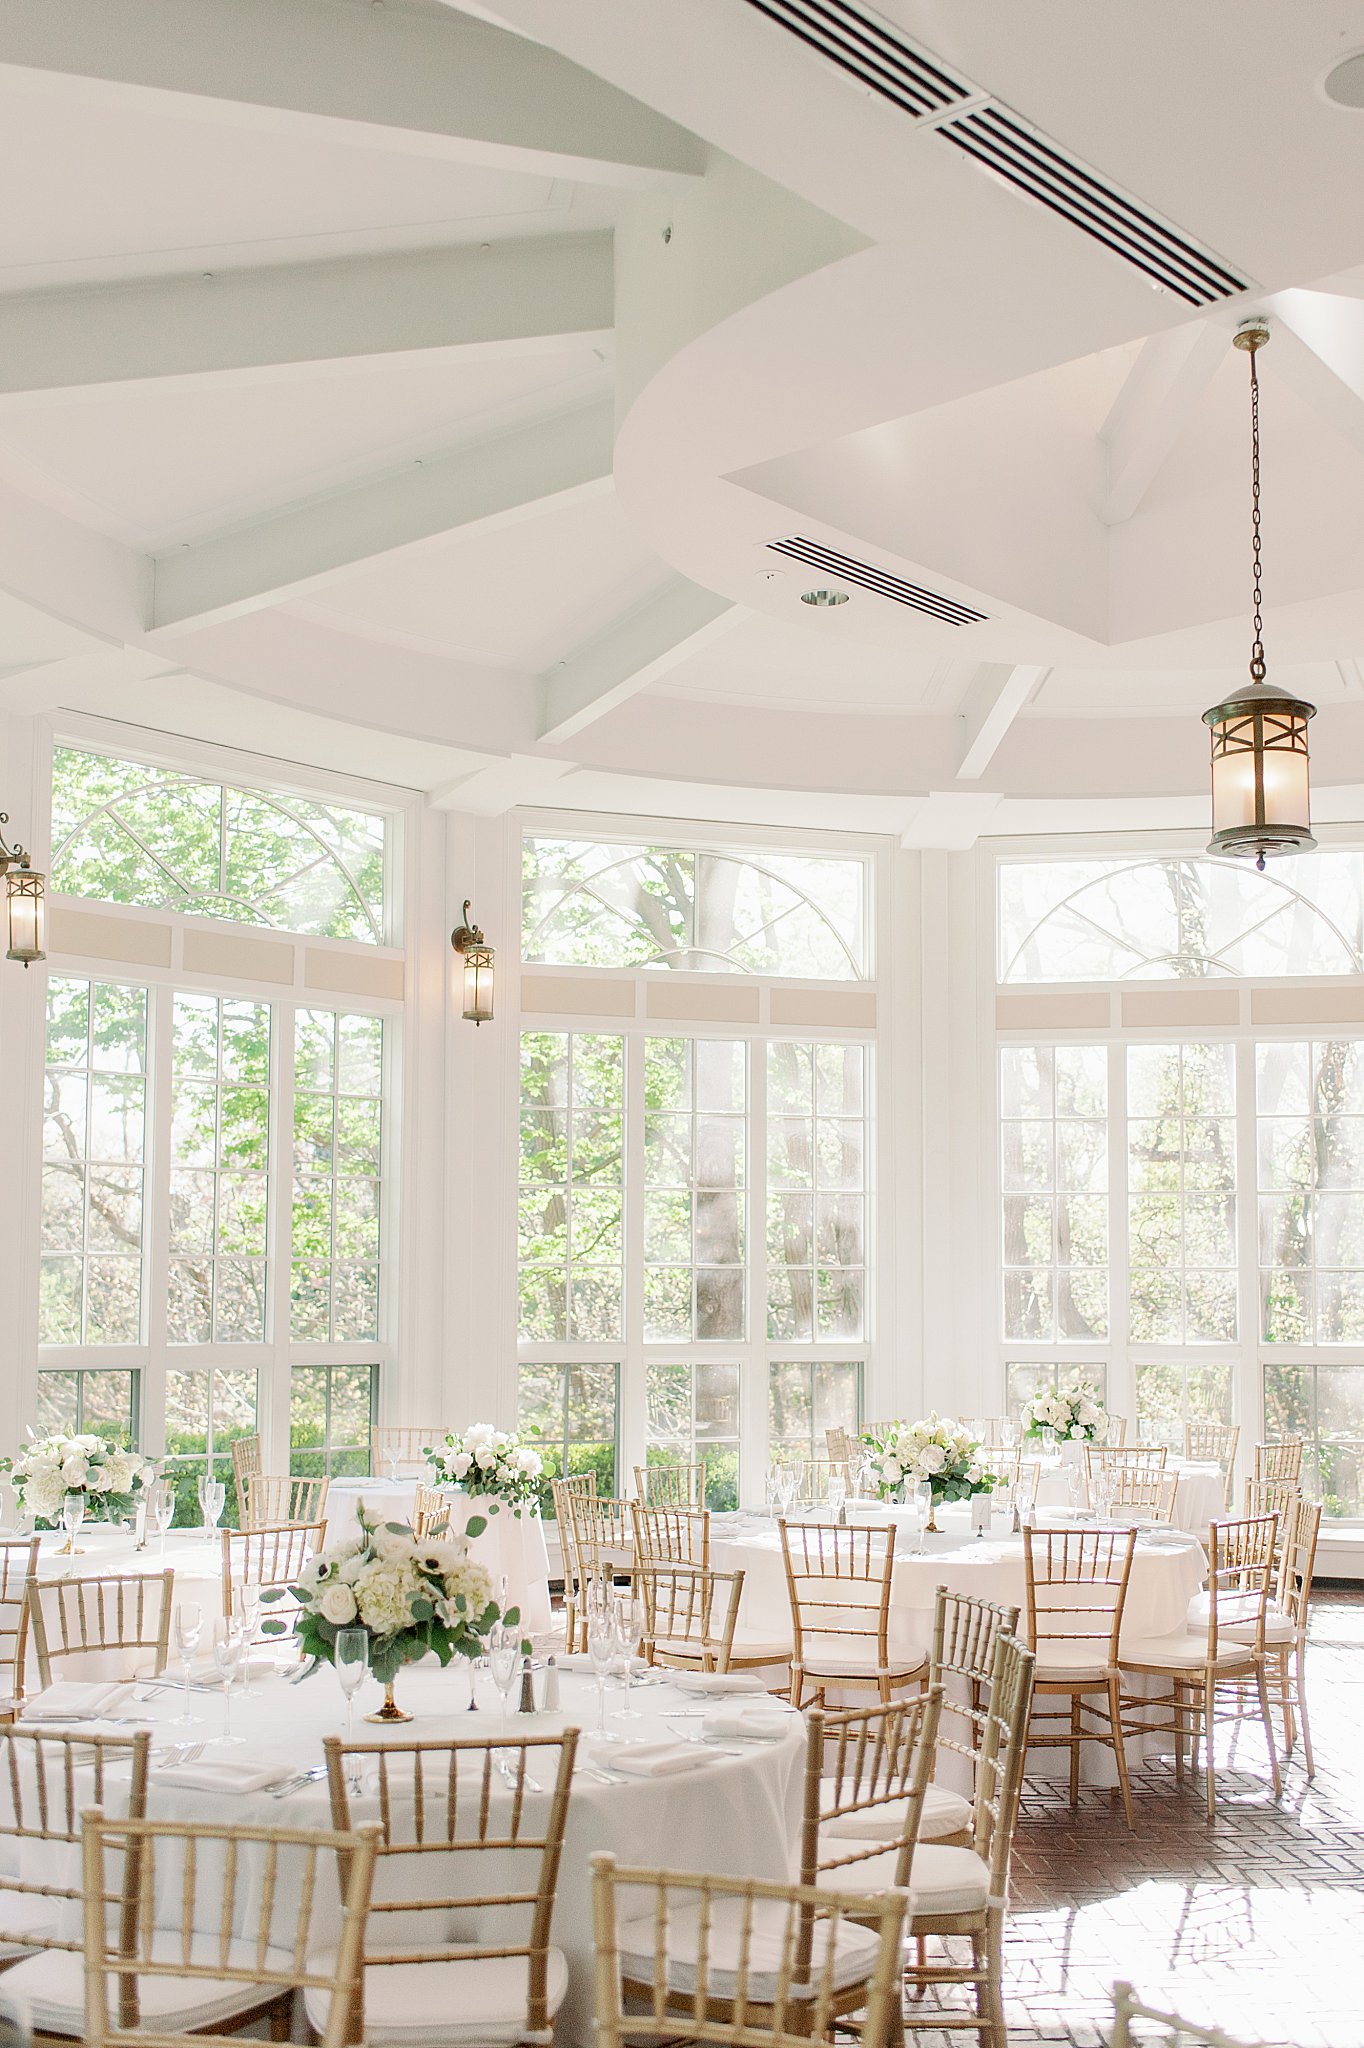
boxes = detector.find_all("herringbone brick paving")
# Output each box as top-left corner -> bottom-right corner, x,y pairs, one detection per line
916,1586 -> 1364,2048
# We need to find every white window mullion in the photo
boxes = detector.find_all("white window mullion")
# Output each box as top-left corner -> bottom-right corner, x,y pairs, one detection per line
1109,1040 -> 1132,1427
621,1031 -> 647,1494
745,1036 -> 769,1506
268,997 -> 297,1473
140,983 -> 174,1459
1233,1034 -> 1260,1488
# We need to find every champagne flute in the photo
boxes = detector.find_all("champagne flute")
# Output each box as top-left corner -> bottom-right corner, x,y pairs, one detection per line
202,1477 -> 226,1542
335,1629 -> 369,1787
587,1608 -> 617,1739
232,1577 -> 262,1693
913,1479 -> 932,1553
172,1602 -> 203,1724
1001,1419 -> 1018,1452
60,1490 -> 85,1560
152,1482 -> 176,1559
826,1473 -> 847,1522
212,1618 -> 247,1744
488,1627 -> 520,1734
614,1594 -> 645,1719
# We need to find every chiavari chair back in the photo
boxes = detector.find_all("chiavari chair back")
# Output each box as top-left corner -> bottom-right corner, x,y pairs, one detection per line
243,1471 -> 329,1531
567,1492 -> 633,1595
370,1426 -> 444,1477
229,1434 -> 261,1527
1109,1467 -> 1180,1523
411,1484 -> 451,1542
1084,1443 -> 1168,1481
221,1522 -> 324,1623
25,1573 -> 173,1688
1270,1494 -> 1322,1778
1254,1437 -> 1305,1485
551,1473 -> 598,1652
1022,1527 -> 1137,1826
1243,1477 -> 1300,1566
1184,1420 -> 1239,1508
593,1853 -> 909,2048
805,1688 -> 943,1892
322,1732 -> 578,2047
780,1520 -> 926,1707
632,1503 -> 710,1569
931,1586 -> 1021,1776
0,1538 -> 37,1700
633,1463 -> 706,1509
0,1728 -> 149,1964
824,1428 -> 858,1466
80,1810 -> 379,2048
636,1563 -> 745,1672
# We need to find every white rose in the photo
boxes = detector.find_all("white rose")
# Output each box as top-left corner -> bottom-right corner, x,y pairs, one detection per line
881,1458 -> 902,1484
472,1443 -> 495,1471
921,1445 -> 945,1474
318,1584 -> 359,1626
373,1524 -> 416,1563
59,1457 -> 86,1488
515,1447 -> 542,1476
450,1451 -> 473,1481
967,1464 -> 982,1484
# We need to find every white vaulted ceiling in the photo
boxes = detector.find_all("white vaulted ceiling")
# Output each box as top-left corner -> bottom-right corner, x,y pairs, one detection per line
3,0 -> 1364,838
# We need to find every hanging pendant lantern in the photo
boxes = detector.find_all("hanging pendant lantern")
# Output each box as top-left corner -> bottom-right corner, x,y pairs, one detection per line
450,900 -> 494,1024
1203,322 -> 1315,870
0,813 -> 45,967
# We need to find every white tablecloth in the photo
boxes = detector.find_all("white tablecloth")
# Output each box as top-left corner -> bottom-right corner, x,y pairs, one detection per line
1034,1459 -> 1226,1533
10,1661 -> 805,2046
326,1481 -> 553,1635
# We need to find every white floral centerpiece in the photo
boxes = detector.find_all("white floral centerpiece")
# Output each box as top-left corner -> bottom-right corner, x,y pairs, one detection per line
261,1506 -> 516,1721
1020,1378 -> 1108,1443
860,1414 -> 995,1531
1,1433 -> 153,1530
424,1424 -> 543,1519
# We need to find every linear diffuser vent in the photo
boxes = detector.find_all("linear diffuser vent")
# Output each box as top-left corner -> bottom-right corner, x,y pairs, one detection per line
937,106 -> 1249,307
741,0 -> 972,119
768,536 -> 988,626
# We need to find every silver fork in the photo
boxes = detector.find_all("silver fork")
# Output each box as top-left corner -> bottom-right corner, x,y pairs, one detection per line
159,1743 -> 207,1770
494,1751 -> 543,1795
269,1765 -> 328,1799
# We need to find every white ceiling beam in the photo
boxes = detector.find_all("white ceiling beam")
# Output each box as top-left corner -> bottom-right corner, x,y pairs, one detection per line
149,400 -> 615,636
956,663 -> 1047,780
1269,291 -> 1364,462
1098,320 -> 1227,525
0,237 -> 615,397
0,0 -> 703,187
899,791 -> 1004,851
539,577 -> 740,744
427,753 -> 580,815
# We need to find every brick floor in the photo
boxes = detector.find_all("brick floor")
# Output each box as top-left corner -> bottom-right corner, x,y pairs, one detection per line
929,1586 -> 1364,2047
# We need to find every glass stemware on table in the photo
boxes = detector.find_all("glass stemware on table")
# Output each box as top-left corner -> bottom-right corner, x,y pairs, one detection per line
212,1617 -> 247,1744
586,1603 -> 618,1740
334,1628 -> 370,1785
488,1626 -> 521,1731
172,1602 -> 203,1724
149,1481 -> 176,1557
614,1592 -> 645,1719
199,1475 -> 226,1542
59,1490 -> 85,1559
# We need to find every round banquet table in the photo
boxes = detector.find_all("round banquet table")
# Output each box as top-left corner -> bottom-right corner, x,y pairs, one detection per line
1033,1458 -> 1227,1532
326,1480 -> 553,1634
8,1662 -> 805,2047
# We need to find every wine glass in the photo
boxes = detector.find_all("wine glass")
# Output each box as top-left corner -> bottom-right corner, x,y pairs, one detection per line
826,1473 -> 847,1522
335,1629 -> 369,1784
202,1478 -> 226,1542
212,1618 -> 247,1745
384,1446 -> 401,1483
1040,1425 -> 1058,1466
172,1602 -> 203,1724
587,1607 -> 617,1739
614,1594 -> 645,1719
1000,1419 -> 1018,1452
152,1482 -> 176,1558
912,1480 -> 932,1553
488,1628 -> 520,1733
232,1577 -> 262,1693
60,1491 -> 85,1559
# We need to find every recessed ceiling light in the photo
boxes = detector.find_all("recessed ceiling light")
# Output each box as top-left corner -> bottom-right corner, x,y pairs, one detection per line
800,589 -> 850,607
1324,50 -> 1364,106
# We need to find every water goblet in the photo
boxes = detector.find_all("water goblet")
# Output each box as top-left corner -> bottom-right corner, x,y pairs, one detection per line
1040,1426 -> 1058,1466
172,1602 -> 203,1724
384,1447 -> 401,1483
59,1491 -> 85,1560
335,1629 -> 369,1785
232,1577 -> 263,1692
826,1474 -> 847,1523
614,1594 -> 645,1719
212,1618 -> 247,1745
912,1480 -> 932,1552
587,1608 -> 617,1739
151,1482 -> 176,1558
488,1628 -> 520,1733
202,1478 -> 226,1542
1000,1419 -> 1018,1452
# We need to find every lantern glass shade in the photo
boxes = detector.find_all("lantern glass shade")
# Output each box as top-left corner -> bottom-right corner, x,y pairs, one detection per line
5,866 -> 45,964
461,943 -> 495,1024
1203,688 -> 1315,862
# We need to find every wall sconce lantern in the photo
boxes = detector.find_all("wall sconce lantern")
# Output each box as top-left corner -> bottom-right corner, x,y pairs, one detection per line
1203,321 -> 1317,870
451,900 -> 494,1024
0,815 -> 45,966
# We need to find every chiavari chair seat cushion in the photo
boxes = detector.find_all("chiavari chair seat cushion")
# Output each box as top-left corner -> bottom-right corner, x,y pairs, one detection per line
905,1844 -> 993,1918
1184,1592 -> 1295,1644
1118,1630 -> 1262,1672
799,1638 -> 926,1681
651,1631 -> 789,1666
304,1946 -> 570,2044
1030,1645 -> 1119,1683
0,1888 -> 59,1957
819,1782 -> 971,1844
7,1934 -> 303,2033
616,1896 -> 884,2000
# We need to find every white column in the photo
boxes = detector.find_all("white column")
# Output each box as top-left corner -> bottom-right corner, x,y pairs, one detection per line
0,711 -> 45,1455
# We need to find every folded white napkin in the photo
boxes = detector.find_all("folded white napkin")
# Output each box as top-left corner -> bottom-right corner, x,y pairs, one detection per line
158,1758 -> 293,1795
22,1681 -> 131,1723
673,1671 -> 769,1696
558,1652 -> 648,1675
605,1741 -> 712,1778
701,1708 -> 790,1743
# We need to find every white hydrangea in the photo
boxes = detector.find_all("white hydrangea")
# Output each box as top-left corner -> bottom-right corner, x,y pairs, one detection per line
355,1559 -> 420,1635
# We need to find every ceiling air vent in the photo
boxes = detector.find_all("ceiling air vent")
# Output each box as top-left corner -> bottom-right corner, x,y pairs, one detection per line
936,105 -> 1250,307
767,537 -> 988,626
740,0 -> 972,119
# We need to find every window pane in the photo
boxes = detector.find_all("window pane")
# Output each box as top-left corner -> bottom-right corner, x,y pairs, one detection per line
1258,1040 -> 1364,1345
518,1033 -> 623,1342
51,745 -> 389,944
291,1365 -> 376,1479
523,836 -> 868,980
1127,1043 -> 1236,1344
1001,1046 -> 1108,1343
517,1364 -> 619,1513
163,1368 -> 258,1526
768,1043 -> 867,1341
645,1362 -> 740,1508
41,977 -> 146,1344
171,995 -> 271,1345
293,1010 -> 384,1344
768,1360 -> 862,1463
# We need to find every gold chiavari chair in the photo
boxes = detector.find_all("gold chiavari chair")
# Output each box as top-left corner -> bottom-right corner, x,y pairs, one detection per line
1202,1494 -> 1321,1781
1022,1527 -> 1137,1828
77,1811 -> 380,2048
566,1493 -> 634,1615
594,1855 -> 909,2048
902,1632 -> 1038,2048
1254,1437 -> 1305,1485
25,1573 -> 173,1688
633,1462 -> 706,1509
1109,1467 -> 1180,1524
411,1483 -> 452,1542
243,1471 -> 330,1532
1243,1478 -> 1301,1568
371,1426 -> 445,1477
551,1473 -> 598,1653
824,1427 -> 858,1466
631,1503 -> 710,1569
0,1728 -> 149,1970
635,1562 -> 745,1673
1084,1443 -> 1168,1482
780,1520 -> 927,1707
222,1521 -> 324,1627
1106,1415 -> 1130,1446
0,1537 -> 37,1700
1120,1514 -> 1282,1820
805,1689 -> 943,1895
1111,1978 -> 1262,2048
780,1459 -> 851,1508
229,1434 -> 261,1527
1185,1420 -> 1240,1509
321,1732 -> 577,2046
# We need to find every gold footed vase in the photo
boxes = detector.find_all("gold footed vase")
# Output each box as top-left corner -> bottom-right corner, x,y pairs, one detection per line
925,1498 -> 940,1534
365,1679 -> 412,1724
